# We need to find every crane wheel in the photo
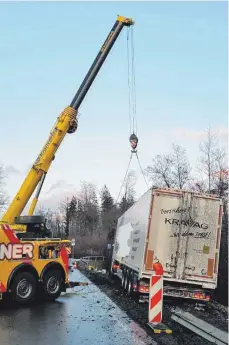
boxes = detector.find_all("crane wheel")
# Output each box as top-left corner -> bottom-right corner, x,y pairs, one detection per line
42,270 -> 63,301
11,272 -> 37,304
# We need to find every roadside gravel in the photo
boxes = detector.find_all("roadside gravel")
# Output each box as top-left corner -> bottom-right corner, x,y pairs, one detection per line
78,267 -> 228,345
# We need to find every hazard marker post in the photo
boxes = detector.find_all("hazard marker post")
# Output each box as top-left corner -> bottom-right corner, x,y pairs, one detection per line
147,262 -> 172,334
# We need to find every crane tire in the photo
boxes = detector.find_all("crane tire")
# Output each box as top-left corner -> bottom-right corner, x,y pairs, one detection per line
42,270 -> 62,301
11,272 -> 36,305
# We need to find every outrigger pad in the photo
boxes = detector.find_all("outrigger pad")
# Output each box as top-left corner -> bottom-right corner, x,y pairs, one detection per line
147,322 -> 172,334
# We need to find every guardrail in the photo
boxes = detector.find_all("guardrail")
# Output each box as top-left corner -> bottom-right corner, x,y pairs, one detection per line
171,308 -> 228,345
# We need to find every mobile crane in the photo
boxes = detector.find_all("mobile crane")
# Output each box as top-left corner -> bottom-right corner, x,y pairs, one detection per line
0,15 -> 134,304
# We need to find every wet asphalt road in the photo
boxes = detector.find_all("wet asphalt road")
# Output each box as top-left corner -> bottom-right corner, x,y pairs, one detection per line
0,269 -> 157,345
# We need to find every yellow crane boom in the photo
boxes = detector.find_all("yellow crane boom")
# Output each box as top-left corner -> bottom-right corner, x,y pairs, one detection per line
0,15 -> 134,232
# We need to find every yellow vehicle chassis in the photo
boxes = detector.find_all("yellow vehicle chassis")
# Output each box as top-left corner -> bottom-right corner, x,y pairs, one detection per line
0,224 -> 71,297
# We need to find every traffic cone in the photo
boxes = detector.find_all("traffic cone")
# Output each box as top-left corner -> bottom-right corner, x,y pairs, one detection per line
73,261 -> 77,269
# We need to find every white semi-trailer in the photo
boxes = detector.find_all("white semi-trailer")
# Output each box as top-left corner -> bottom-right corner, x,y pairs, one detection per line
111,188 -> 223,302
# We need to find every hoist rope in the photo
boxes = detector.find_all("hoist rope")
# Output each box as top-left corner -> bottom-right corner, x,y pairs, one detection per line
126,26 -> 137,135
115,150 -> 149,206
135,152 -> 149,189
115,152 -> 133,204
127,28 -> 132,135
114,26 -> 149,206
130,26 -> 137,134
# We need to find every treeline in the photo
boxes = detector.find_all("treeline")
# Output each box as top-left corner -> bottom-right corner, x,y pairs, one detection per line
35,175 -> 136,257
0,128 -> 228,304
35,128 -> 229,306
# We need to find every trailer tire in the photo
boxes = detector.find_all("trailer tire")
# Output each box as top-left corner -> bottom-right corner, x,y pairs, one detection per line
42,270 -> 62,301
124,270 -> 129,291
122,269 -> 127,290
11,272 -> 36,304
127,277 -> 132,296
121,274 -> 125,288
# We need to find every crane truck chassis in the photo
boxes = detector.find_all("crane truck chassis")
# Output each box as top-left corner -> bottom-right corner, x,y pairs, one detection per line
0,15 -> 134,304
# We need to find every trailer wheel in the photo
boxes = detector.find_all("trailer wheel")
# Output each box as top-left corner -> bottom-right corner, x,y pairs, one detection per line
121,273 -> 125,288
42,270 -> 62,301
121,269 -> 126,289
127,278 -> 132,296
124,270 -> 129,291
11,272 -> 36,304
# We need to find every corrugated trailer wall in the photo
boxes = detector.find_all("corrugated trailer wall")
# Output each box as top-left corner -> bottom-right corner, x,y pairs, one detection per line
113,189 -> 152,271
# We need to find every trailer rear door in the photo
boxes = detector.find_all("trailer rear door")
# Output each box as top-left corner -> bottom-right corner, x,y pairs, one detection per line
146,190 -> 222,284
182,194 -> 222,282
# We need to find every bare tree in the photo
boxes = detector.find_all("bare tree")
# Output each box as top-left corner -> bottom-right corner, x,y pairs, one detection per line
79,182 -> 100,236
60,197 -> 71,238
199,128 -> 218,193
119,170 -> 137,214
35,204 -> 47,216
0,165 -> 8,212
145,144 -> 191,189
171,144 -> 191,189
198,128 -> 228,196
145,154 -> 174,188
213,148 -> 228,197
197,129 -> 228,305
124,170 -> 136,201
188,178 -> 206,193
35,204 -> 60,237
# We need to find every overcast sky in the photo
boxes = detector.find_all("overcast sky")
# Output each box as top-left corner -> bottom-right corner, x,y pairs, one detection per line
0,1 -> 227,212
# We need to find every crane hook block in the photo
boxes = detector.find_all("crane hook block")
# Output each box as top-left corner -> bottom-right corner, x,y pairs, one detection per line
129,133 -> 138,150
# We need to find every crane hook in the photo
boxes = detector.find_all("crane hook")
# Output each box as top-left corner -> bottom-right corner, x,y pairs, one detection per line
129,133 -> 138,152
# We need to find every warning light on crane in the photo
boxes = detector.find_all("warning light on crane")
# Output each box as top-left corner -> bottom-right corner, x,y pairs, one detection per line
129,133 -> 138,151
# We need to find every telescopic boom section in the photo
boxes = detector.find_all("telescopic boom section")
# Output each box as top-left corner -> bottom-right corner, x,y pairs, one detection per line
70,15 -> 134,110
1,15 -> 134,226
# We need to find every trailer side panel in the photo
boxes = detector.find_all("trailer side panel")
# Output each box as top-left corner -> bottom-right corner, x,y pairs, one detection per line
113,189 -> 152,272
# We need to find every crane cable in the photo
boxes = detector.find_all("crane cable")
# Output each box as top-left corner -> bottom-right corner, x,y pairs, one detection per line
127,27 -> 132,135
115,152 -> 133,204
135,152 -> 149,189
131,26 -> 137,135
115,27 -> 149,205
127,26 -> 137,135
115,26 -> 148,199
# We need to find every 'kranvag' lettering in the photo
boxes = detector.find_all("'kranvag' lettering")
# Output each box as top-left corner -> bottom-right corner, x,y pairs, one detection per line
165,218 -> 208,230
